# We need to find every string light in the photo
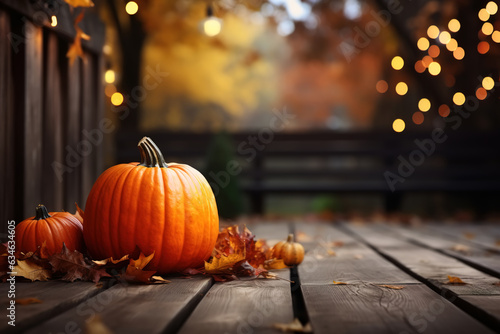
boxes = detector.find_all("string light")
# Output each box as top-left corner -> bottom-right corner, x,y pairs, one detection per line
486,1 -> 498,15
448,19 -> 460,32
476,87 -> 487,100
453,47 -> 465,60
477,41 -> 490,54
422,55 -> 433,67
417,37 -> 430,51
391,56 -> 404,70
418,98 -> 431,112
438,31 -> 451,44
428,62 -> 441,76
392,119 -> 405,132
376,80 -> 388,93
438,104 -> 450,117
428,45 -> 440,58
414,60 -> 426,73
395,82 -> 408,95
482,22 -> 494,35
478,8 -> 490,21
201,5 -> 222,37
482,77 -> 495,90
492,31 -> 500,43
446,38 -> 458,52
125,1 -> 139,15
50,15 -> 57,27
111,92 -> 124,106
412,112 -> 424,125
453,92 -> 465,105
427,25 -> 440,39
105,70 -> 115,84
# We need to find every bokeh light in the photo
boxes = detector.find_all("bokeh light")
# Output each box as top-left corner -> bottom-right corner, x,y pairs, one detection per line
478,8 -> 490,21
428,62 -> 441,76
477,41 -> 490,54
476,87 -> 487,100
482,76 -> 495,90
448,19 -> 460,32
111,92 -> 124,106
105,84 -> 117,97
492,31 -> 500,43
391,56 -> 404,70
428,45 -> 440,58
50,15 -> 57,27
422,55 -> 433,67
203,17 -> 223,37
486,1 -> 498,15
392,119 -> 405,132
418,98 -> 431,112
417,37 -> 430,51
453,47 -> 465,60
376,80 -> 388,93
105,69 -> 115,84
438,31 -> 451,44
412,112 -> 424,125
453,92 -> 466,105
395,82 -> 408,95
446,38 -> 458,51
438,104 -> 450,117
125,1 -> 139,15
482,22 -> 494,35
427,25 -> 440,39
414,61 -> 426,73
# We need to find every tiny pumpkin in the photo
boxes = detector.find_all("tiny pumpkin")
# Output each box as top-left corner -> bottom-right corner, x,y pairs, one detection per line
272,234 -> 304,266
16,204 -> 84,256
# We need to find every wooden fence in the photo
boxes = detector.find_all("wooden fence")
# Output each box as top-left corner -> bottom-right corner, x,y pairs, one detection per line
0,0 -> 105,236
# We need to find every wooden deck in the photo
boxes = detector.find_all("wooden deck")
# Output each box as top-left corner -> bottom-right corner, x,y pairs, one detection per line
2,222 -> 500,334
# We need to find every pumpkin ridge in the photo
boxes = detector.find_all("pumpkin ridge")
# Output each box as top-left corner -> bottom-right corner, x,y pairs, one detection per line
43,217 -> 57,252
19,220 -> 34,253
52,215 -> 73,251
134,167 -> 153,259
145,166 -> 163,269
153,166 -> 167,271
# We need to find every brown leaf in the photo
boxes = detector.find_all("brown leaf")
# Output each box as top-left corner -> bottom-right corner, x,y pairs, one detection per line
151,276 -> 171,284
205,253 -> 245,274
14,260 -> 51,281
123,252 -> 157,284
16,298 -> 42,305
378,284 -> 404,290
264,258 -> 288,270
333,280 -> 348,285
92,255 -> 129,267
49,244 -> 111,283
85,315 -> 113,334
67,11 -> 91,65
446,275 -> 467,285
65,0 -> 94,7
74,202 -> 85,223
273,318 -> 312,333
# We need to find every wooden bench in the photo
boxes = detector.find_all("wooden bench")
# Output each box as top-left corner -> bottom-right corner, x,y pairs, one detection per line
2,221 -> 500,333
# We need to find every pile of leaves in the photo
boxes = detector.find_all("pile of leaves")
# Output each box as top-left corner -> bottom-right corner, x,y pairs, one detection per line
0,225 -> 289,284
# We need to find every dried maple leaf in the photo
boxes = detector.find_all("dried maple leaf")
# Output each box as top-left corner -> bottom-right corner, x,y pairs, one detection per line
333,280 -> 348,285
49,244 -> 111,283
264,259 -> 288,270
151,276 -> 171,284
74,202 -> 84,223
14,260 -> 51,281
92,255 -> 129,267
16,298 -> 42,305
123,252 -> 157,284
67,11 -> 91,65
273,318 -> 312,333
64,0 -> 94,7
205,253 -> 245,274
378,285 -> 404,290
446,275 -> 467,285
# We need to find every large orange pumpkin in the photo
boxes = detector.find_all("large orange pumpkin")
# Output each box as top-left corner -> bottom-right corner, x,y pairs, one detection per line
16,204 -> 84,256
83,137 -> 219,273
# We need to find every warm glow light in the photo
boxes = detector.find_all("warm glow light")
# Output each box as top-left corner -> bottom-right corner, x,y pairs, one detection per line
482,76 -> 495,90
103,45 -> 112,55
104,84 -> 116,97
478,41 -> 490,54
111,92 -> 124,106
392,119 -> 405,132
203,17 -> 222,37
415,61 -> 426,73
428,45 -> 440,58
448,19 -> 460,32
492,31 -> 500,43
446,38 -> 458,51
453,92 -> 465,105
50,15 -> 57,27
427,25 -> 440,39
438,31 -> 451,44
104,70 -> 115,84
486,1 -> 498,15
412,112 -> 424,125
125,1 -> 139,15
391,56 -> 404,70
482,22 -> 494,35
422,55 -> 433,67
453,47 -> 465,60
476,87 -> 487,100
376,80 -> 388,93
438,104 -> 450,117
417,37 -> 430,51
478,8 -> 490,21
428,62 -> 441,76
395,82 -> 408,95
418,98 -> 431,112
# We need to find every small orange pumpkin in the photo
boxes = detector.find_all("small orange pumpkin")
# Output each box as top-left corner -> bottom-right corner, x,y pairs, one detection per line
16,204 -> 84,256
272,234 -> 304,266
83,137 -> 219,274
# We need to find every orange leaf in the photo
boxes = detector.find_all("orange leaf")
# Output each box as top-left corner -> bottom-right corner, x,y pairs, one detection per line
123,252 -> 157,284
273,318 -> 312,333
378,284 -> 404,290
67,11 -> 91,65
333,280 -> 348,285
205,253 -> 245,274
264,258 -> 288,270
16,298 -> 42,305
64,0 -> 94,7
446,275 -> 467,285
74,203 -> 84,223
92,254 -> 129,266
14,260 -> 51,281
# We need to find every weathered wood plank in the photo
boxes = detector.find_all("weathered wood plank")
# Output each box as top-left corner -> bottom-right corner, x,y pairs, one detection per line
178,223 -> 293,334
295,223 -> 418,285
0,281 -> 105,334
427,224 -> 500,252
80,54 -> 95,203
302,284 -> 493,334
24,277 -> 212,334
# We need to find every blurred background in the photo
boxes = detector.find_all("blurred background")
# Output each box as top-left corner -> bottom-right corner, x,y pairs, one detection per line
2,0 -> 500,227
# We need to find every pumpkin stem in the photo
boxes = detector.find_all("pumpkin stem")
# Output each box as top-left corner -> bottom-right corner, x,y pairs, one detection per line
138,137 -> 169,168
35,204 -> 51,220
287,234 -> 294,243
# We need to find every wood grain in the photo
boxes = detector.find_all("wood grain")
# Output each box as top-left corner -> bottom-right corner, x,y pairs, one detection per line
0,281 -> 104,334
302,284 -> 493,334
24,277 -> 212,334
